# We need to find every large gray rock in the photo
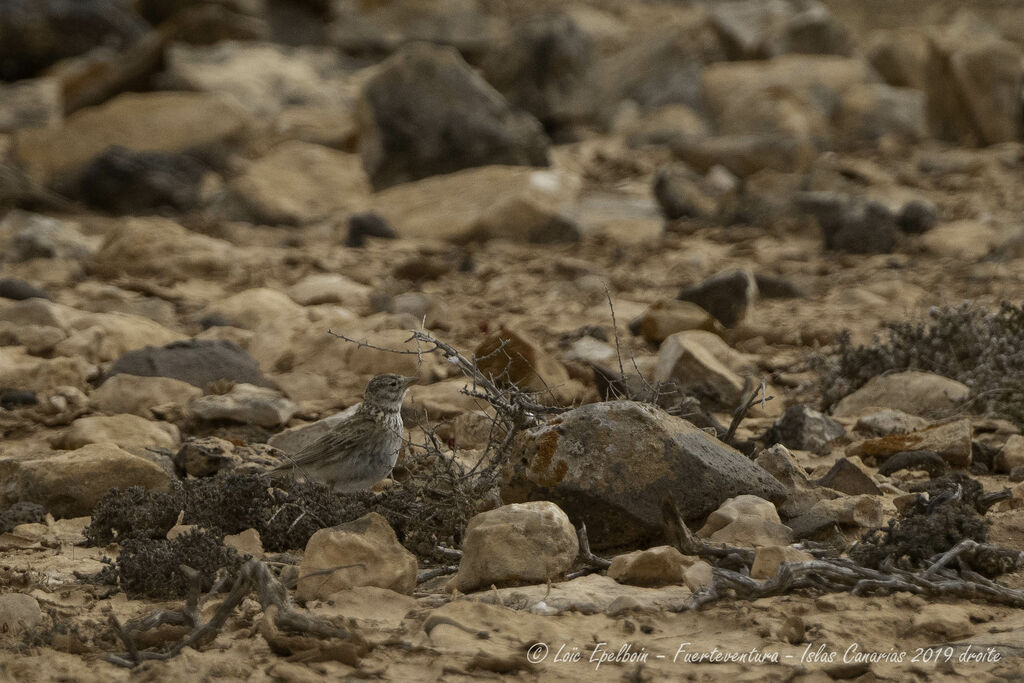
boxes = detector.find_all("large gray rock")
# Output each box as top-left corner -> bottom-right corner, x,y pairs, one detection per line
358,42 -> 549,190
502,401 -> 786,549
104,339 -> 272,390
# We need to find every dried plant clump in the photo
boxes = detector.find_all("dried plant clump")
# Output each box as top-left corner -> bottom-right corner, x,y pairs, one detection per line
118,528 -> 244,599
813,302 -> 1024,426
849,476 -> 991,573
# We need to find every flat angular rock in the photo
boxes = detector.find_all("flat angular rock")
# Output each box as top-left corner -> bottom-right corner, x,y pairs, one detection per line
163,42 -> 349,119
833,371 -> 969,419
455,502 -> 578,592
14,91 -> 250,186
751,545 -> 814,580
854,408 -> 929,436
90,374 -> 202,418
812,457 -> 881,496
850,419 -> 973,468
226,141 -> 370,225
503,401 -> 786,549
358,42 -> 549,190
104,339 -> 272,390
638,299 -> 721,343
189,384 -> 297,428
370,165 -> 579,242
55,414 -> 180,452
608,546 -> 698,587
89,217 -> 237,280
755,444 -> 812,491
654,331 -> 779,415
809,494 -> 885,528
0,444 -> 170,517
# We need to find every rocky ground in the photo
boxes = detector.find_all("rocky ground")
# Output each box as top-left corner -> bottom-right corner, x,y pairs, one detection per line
2,0 -> 1024,680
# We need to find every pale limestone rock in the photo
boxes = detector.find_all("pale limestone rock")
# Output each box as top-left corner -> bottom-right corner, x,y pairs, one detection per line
297,513 -> 417,600
455,502 -> 578,593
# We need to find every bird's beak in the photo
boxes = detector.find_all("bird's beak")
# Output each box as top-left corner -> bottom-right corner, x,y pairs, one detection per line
402,376 -> 418,388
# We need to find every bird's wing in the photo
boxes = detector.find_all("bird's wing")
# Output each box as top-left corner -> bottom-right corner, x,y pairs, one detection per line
272,417 -> 371,470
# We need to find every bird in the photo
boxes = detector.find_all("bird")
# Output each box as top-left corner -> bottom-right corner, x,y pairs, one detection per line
270,374 -> 416,492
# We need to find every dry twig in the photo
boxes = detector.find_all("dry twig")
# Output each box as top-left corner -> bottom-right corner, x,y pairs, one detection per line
106,559 -> 365,667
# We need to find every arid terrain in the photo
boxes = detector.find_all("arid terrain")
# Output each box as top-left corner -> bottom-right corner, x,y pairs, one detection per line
1,0 -> 1024,681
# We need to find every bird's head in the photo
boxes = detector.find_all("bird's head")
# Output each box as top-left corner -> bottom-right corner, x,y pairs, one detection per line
363,373 -> 417,410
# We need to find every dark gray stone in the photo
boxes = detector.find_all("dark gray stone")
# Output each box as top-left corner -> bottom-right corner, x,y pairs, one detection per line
104,339 -> 273,389
677,268 -> 757,328
346,211 -> 397,247
0,0 -> 148,81
358,42 -> 550,190
764,404 -> 845,454
754,273 -> 806,299
786,512 -> 843,543
502,401 -> 786,549
653,166 -> 713,220
0,501 -> 46,532
0,390 -> 38,409
79,146 -> 206,214
897,198 -> 938,234
0,277 -> 51,301
795,191 -> 898,254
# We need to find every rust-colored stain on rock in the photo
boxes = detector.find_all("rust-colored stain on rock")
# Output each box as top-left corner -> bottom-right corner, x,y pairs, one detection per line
529,430 -> 568,486
858,432 -> 924,458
